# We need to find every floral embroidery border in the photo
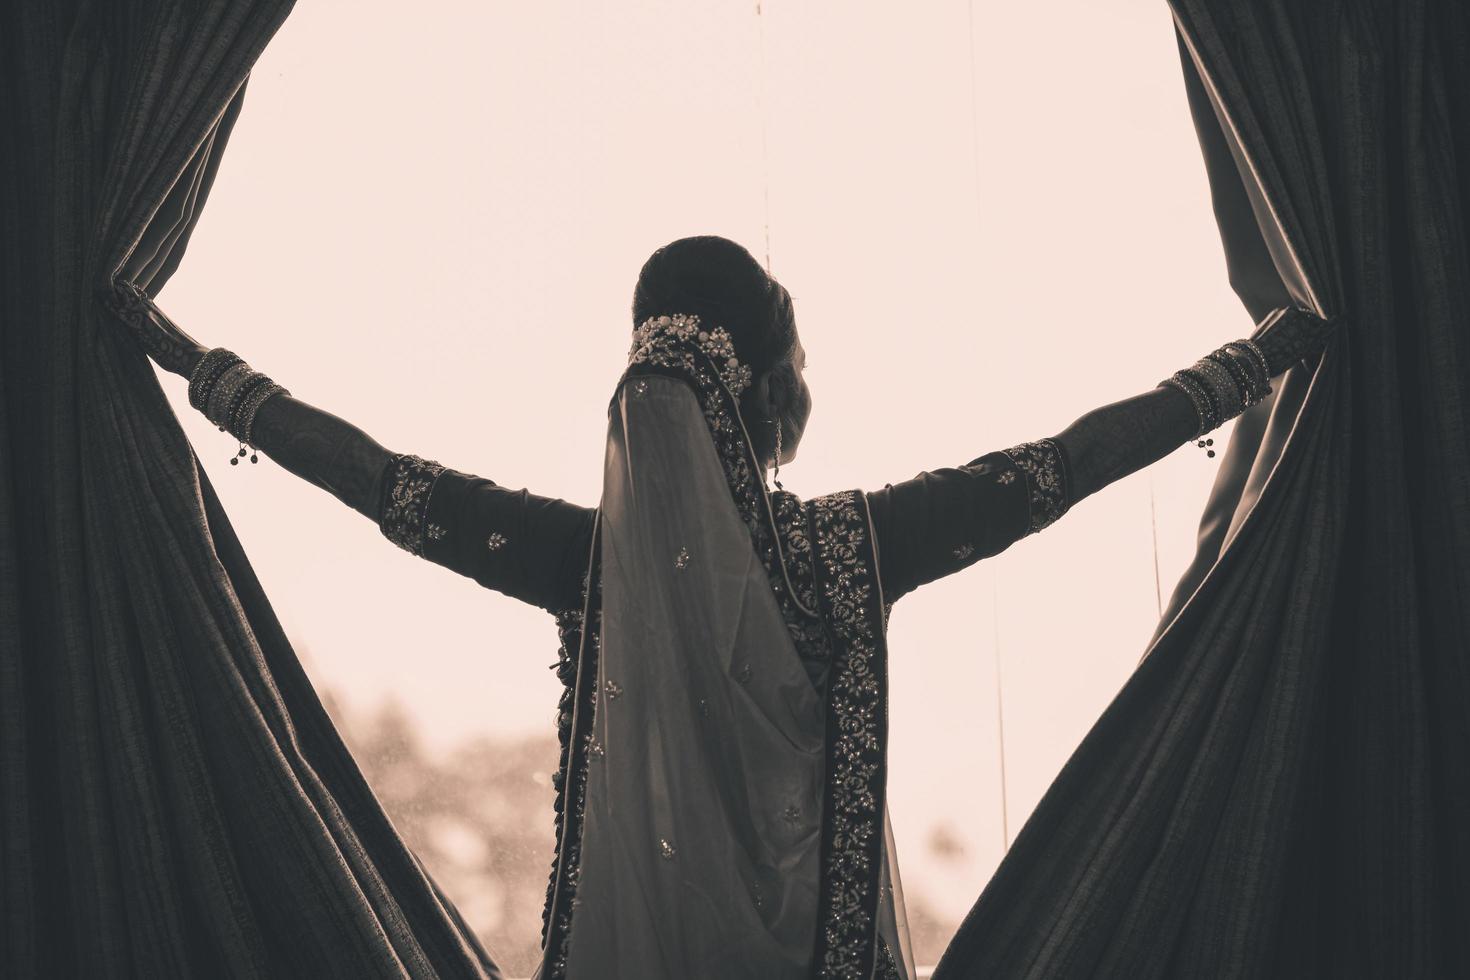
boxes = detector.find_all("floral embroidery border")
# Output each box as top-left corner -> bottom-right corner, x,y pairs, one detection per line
540,531 -> 603,980
772,489 -> 831,667
1000,438 -> 1071,534
379,453 -> 446,555
806,490 -> 889,980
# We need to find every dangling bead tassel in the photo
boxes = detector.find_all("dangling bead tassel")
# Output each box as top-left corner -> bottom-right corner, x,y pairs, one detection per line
1196,437 -> 1216,459
772,420 -> 785,492
231,441 -> 248,466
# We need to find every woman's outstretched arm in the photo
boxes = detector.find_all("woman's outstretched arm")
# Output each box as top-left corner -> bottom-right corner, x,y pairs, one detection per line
868,306 -> 1337,602
104,280 -> 395,518
1058,306 -> 1335,503
246,395 -> 391,520
105,281 -> 595,612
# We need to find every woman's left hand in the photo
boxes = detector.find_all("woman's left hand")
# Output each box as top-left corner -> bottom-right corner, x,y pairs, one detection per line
1251,306 -> 1339,376
102,280 -> 207,378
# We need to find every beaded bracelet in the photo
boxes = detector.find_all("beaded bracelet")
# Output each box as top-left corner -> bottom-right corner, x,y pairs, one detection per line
188,349 -> 243,412
195,357 -> 247,419
237,382 -> 289,447
186,347 -> 288,465
205,363 -> 257,429
226,372 -> 274,433
1160,371 -> 1216,437
1224,340 -> 1271,400
1191,356 -> 1245,420
1160,337 -> 1278,449
1205,349 -> 1253,407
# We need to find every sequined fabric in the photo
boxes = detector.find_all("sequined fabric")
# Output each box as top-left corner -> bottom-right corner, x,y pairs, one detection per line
1000,438 -> 1071,534
874,938 -> 902,980
806,490 -> 889,980
628,313 -> 755,397
772,490 -> 834,674
540,593 -> 602,978
379,453 -> 446,555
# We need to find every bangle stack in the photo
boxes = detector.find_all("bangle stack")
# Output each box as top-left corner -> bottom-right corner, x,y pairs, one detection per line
188,348 -> 243,411
1221,340 -> 1271,400
187,347 -> 289,465
1162,369 -> 1218,434
1159,338 -> 1273,450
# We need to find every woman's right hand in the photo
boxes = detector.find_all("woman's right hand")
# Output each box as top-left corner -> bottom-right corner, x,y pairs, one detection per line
102,280 -> 208,378
1251,306 -> 1339,377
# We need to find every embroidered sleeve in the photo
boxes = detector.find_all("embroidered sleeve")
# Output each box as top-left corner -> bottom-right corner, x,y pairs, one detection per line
864,441 -> 1075,603
378,453 -> 446,556
864,452 -> 1028,602
379,454 -> 595,612
1000,437 -> 1072,534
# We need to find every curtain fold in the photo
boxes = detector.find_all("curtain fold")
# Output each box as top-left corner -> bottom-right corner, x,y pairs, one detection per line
0,3 -> 500,976
937,2 -> 1470,977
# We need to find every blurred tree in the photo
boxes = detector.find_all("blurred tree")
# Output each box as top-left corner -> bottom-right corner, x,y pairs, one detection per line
344,699 -> 559,976
336,696 -> 959,973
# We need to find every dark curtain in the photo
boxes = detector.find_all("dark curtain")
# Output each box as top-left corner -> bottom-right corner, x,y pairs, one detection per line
0,4 -> 500,977
937,2 -> 1470,978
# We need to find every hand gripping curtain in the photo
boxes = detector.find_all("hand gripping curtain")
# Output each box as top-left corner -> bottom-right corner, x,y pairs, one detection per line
936,3 -> 1470,978
0,4 -> 499,977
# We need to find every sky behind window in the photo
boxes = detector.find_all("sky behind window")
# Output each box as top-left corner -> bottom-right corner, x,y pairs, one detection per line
156,0 -> 1248,944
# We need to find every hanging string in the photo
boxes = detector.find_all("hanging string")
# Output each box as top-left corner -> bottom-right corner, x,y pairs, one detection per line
754,1 -> 774,273
966,0 -> 1011,855
964,0 -> 986,231
991,576 -> 1011,850
1149,474 -> 1163,618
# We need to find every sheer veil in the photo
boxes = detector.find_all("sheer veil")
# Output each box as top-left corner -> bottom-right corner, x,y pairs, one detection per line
561,375 -> 827,978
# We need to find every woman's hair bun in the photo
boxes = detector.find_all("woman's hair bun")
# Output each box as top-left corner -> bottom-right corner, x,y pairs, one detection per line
632,236 -> 795,379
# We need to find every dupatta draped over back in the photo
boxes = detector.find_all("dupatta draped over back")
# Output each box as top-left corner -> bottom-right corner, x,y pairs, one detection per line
537,319 -> 912,980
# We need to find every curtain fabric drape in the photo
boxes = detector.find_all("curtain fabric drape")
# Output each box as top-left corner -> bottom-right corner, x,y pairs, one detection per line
936,2 -> 1470,977
0,3 -> 500,977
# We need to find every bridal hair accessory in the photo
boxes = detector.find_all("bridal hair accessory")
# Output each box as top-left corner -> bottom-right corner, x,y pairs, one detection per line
629,313 -> 754,398
626,313 -> 789,487
189,348 -> 289,465
1159,336 -> 1272,456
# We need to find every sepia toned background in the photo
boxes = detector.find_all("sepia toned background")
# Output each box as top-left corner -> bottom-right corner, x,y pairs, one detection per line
154,1 -> 1250,973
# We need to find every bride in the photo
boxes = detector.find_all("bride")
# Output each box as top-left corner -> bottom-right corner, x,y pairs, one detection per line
109,234 -> 1332,980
